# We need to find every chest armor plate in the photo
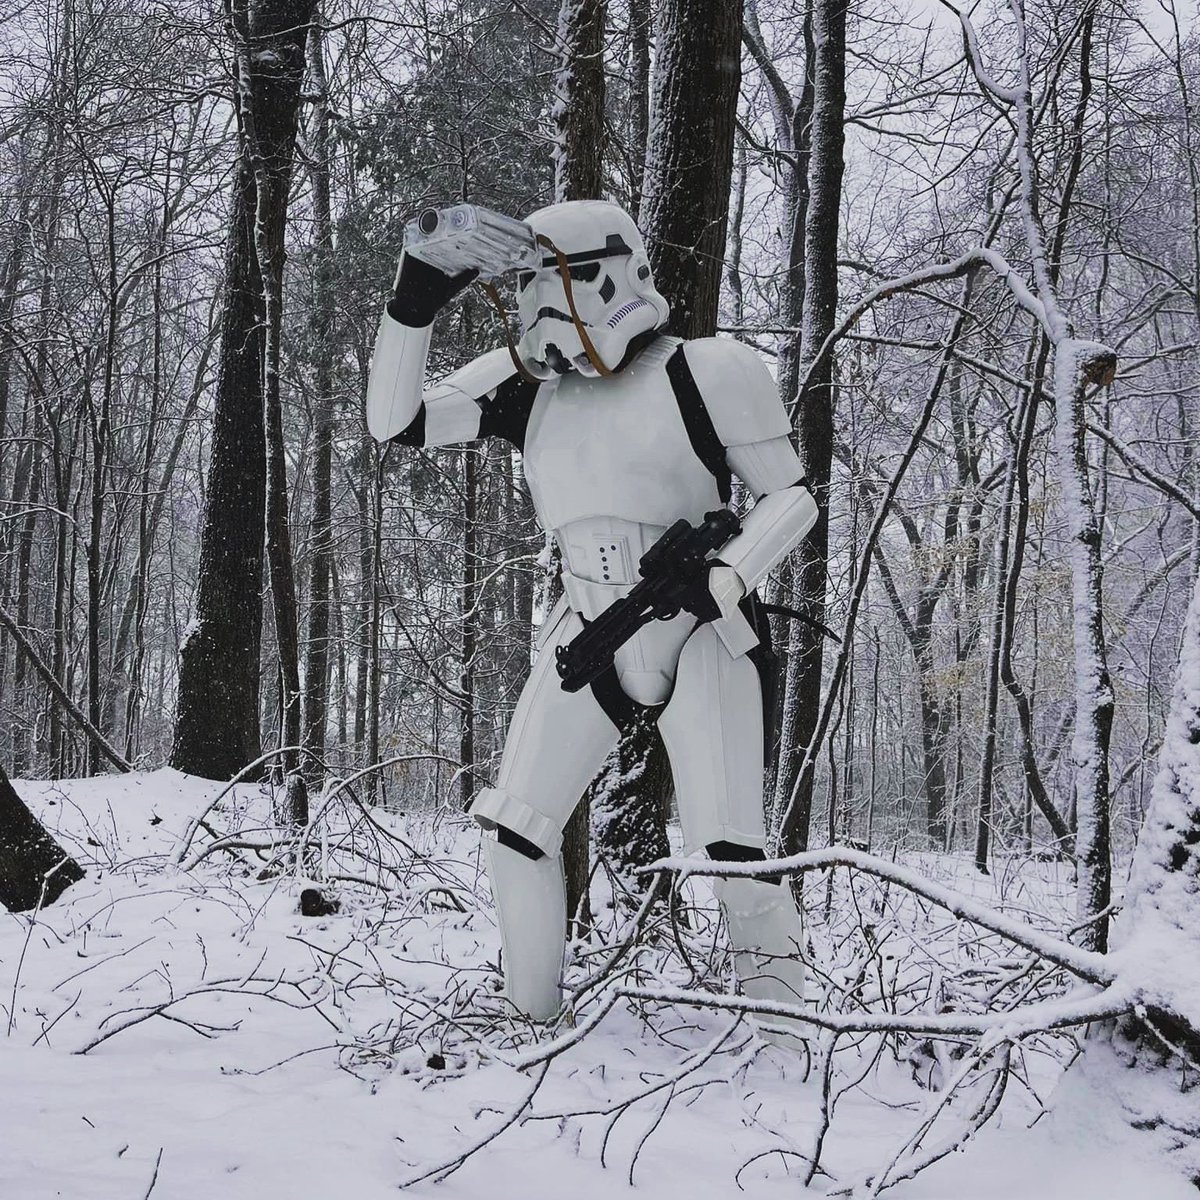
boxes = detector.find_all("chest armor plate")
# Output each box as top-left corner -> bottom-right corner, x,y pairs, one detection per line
522,338 -> 722,532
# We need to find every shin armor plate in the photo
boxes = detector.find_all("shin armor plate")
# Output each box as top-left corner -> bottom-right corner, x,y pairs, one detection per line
482,837 -> 567,1021
714,876 -> 807,1044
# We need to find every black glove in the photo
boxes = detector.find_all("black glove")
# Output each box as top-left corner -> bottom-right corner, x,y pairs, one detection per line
386,252 -> 478,328
677,560 -> 728,624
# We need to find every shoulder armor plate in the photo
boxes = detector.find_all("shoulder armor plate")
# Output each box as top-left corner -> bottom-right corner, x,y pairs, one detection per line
680,338 -> 793,449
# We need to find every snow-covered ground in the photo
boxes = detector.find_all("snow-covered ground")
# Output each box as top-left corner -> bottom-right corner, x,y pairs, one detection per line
0,771 -> 1190,1199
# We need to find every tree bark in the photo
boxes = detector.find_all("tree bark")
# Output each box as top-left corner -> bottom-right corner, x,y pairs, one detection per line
640,0 -> 743,340
590,711 -> 673,904
1094,545 -> 1200,1179
301,16 -> 336,778
11,412 -> 42,777
171,0 -> 313,780
594,0 -> 743,913
552,0 -> 607,933
1056,342 -> 1115,951
553,0 -> 605,203
459,445 -> 479,811
0,759 -> 84,912
628,0 -> 651,220
776,0 -> 846,855
232,0 -> 313,772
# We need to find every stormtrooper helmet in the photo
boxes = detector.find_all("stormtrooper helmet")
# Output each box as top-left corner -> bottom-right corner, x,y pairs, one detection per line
516,200 -> 669,378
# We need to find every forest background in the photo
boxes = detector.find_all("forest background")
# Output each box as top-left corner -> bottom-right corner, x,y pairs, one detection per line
3,0 -> 1200,977
4,0 -> 1200,1189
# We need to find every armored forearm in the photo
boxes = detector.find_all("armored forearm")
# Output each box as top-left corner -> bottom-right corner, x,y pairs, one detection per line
710,434 -> 819,594
365,250 -> 479,444
716,481 -> 818,593
365,311 -> 433,443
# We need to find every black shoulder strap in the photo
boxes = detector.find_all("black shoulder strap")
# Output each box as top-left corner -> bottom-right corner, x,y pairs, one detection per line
477,374 -> 540,451
665,345 -> 733,504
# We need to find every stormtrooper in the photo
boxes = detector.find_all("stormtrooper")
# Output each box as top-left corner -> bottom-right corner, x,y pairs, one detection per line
367,199 -> 817,1036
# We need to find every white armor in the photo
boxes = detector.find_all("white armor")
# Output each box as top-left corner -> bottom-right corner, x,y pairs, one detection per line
366,201 -> 817,1032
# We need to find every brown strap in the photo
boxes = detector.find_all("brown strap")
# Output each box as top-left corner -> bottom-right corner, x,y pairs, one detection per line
478,280 -> 541,385
536,233 -> 614,377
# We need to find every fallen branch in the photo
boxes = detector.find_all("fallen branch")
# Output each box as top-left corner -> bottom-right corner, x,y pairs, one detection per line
0,604 -> 131,773
609,981 -> 1129,1040
645,849 -> 1114,985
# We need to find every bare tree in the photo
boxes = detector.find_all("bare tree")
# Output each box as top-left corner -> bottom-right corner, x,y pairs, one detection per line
774,0 -> 846,856
300,13 -> 336,781
171,0 -> 314,779
641,0 -> 744,340
551,0 -> 606,930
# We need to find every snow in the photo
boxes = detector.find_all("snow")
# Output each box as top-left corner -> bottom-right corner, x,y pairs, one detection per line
0,771 -> 1192,1199
1110,566 -> 1200,1044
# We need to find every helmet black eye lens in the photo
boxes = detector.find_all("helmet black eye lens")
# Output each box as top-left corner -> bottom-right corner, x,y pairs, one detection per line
568,262 -> 601,283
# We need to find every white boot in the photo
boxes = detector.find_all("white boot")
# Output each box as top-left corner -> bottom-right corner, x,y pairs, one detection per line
482,837 -> 567,1021
714,876 -> 807,1048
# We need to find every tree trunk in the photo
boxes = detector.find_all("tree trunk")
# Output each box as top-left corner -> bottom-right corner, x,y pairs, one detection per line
0,202 -> 29,768
232,0 -> 314,773
0,759 -> 84,912
628,0 -> 651,219
1056,343 -> 1115,951
171,0 -> 313,780
122,205 -> 166,765
301,16 -> 336,779
913,643 -> 949,847
459,445 -> 479,811
588,0 -> 743,912
1089,552 -> 1200,1180
776,0 -> 846,855
354,439 -> 372,754
47,412 -> 73,777
11,405 -> 42,777
640,0 -> 743,341
590,711 -> 673,903
553,0 -> 605,203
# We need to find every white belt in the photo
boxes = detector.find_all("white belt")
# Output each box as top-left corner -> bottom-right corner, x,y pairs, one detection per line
560,569 -> 632,623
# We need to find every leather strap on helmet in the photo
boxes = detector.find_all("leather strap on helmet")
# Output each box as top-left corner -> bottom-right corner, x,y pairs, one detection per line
477,233 -> 616,381
536,233 -> 614,377
477,280 -> 542,384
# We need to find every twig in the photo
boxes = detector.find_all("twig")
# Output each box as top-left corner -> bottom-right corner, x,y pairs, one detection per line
7,874 -> 50,1036
398,1061 -> 551,1187
142,1147 -> 164,1199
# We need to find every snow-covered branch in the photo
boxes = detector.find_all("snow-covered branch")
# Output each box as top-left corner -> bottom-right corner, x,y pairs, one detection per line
645,848 -> 1114,985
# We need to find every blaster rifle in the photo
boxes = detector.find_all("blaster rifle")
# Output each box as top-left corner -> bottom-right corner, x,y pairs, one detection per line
555,509 -> 742,694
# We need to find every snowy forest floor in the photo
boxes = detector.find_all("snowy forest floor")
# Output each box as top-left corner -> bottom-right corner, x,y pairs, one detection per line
0,771 -> 1191,1200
